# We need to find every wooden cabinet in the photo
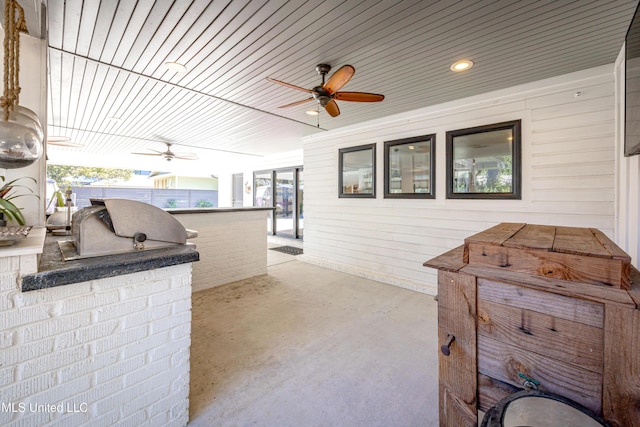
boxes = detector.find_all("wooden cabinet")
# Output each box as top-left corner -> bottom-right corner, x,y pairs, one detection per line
425,223 -> 640,427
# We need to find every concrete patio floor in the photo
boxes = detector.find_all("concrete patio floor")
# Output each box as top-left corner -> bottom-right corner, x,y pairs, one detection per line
188,247 -> 439,426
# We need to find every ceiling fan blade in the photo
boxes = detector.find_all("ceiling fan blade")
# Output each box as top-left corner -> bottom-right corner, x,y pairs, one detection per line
324,99 -> 340,117
334,91 -> 385,102
323,65 -> 355,94
47,141 -> 84,147
266,77 -> 312,93
47,136 -> 84,147
132,152 -> 163,156
278,97 -> 315,108
174,152 -> 198,159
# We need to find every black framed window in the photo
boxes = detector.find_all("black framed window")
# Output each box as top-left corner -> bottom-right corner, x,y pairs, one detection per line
384,134 -> 435,198
339,144 -> 376,198
446,120 -> 521,199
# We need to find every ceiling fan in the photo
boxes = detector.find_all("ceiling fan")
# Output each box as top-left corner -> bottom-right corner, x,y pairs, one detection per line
132,142 -> 198,161
266,64 -> 384,117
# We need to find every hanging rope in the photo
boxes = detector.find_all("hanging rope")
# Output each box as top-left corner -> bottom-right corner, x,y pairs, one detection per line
0,0 -> 24,121
13,1 -> 23,107
8,0 -> 15,113
1,0 -> 13,120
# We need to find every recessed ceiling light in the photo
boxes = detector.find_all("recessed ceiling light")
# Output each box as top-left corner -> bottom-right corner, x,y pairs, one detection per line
450,60 -> 474,72
408,145 -> 415,150
306,109 -> 319,116
165,62 -> 187,73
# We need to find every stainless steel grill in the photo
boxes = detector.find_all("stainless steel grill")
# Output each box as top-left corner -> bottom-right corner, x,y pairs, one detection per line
58,199 -> 197,261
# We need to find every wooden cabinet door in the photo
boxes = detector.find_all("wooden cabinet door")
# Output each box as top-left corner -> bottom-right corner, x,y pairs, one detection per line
437,270 -> 478,427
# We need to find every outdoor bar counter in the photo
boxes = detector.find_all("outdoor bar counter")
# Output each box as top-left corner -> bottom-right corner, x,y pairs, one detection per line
13,206 -> 272,292
20,230 -> 198,291
1,224 -> 200,425
167,206 -> 274,292
1,206 -> 275,426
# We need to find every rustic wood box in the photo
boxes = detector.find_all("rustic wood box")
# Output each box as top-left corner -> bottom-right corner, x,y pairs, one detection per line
464,223 -> 631,289
425,223 -> 640,427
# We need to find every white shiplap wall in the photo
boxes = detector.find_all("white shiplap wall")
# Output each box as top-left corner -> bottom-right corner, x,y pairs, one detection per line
301,65 -> 617,295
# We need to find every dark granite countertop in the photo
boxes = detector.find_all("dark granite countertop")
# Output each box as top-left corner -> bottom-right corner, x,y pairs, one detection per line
21,233 -> 199,292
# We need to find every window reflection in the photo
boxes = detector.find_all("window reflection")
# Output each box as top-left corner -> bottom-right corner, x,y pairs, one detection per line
339,144 -> 376,198
384,135 -> 435,198
446,121 -> 521,199
452,128 -> 513,194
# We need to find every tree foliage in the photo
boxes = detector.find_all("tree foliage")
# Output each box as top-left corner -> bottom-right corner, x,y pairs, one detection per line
47,165 -> 133,185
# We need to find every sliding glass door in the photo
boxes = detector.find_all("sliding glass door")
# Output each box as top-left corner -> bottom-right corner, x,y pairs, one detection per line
254,166 -> 303,238
254,171 -> 273,234
297,170 -> 303,239
275,170 -> 294,238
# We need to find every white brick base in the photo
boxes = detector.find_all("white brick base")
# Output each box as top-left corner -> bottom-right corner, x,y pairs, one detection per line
173,210 -> 268,292
0,255 -> 192,426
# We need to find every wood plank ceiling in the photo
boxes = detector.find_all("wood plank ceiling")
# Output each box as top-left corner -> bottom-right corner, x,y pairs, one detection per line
45,0 -> 638,170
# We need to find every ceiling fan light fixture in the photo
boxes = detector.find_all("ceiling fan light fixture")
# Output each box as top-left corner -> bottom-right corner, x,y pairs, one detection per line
164,62 -> 187,73
450,59 -> 474,72
267,63 -> 384,118
132,142 -> 198,161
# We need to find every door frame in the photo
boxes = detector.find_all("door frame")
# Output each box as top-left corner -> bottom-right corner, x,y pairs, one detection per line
231,173 -> 244,207
253,166 -> 303,238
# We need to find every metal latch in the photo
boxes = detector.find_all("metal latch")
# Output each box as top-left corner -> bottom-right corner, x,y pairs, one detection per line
518,373 -> 540,391
133,232 -> 147,250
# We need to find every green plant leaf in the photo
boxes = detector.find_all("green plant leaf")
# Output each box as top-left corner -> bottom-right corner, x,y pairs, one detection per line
0,198 -> 25,225
0,176 -> 38,225
2,176 -> 36,189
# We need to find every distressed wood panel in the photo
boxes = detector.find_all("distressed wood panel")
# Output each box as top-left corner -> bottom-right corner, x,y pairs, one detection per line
629,267 -> 640,308
602,305 -> 640,426
464,223 -> 526,246
477,279 -> 604,327
478,335 -> 602,414
552,227 -> 612,257
467,244 -> 625,288
477,373 -> 519,413
424,245 -> 466,272
591,228 -> 633,262
502,224 -> 555,250
464,266 -> 635,307
438,271 -> 477,427
477,299 -> 603,373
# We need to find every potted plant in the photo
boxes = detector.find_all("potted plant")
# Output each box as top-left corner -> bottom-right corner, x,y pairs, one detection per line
0,175 -> 37,226
45,187 -> 65,214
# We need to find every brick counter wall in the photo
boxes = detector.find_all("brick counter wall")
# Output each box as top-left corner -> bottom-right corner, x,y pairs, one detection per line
0,254 -> 192,426
173,210 -> 268,292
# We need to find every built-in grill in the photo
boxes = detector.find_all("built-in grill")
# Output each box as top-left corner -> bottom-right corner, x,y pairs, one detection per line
58,199 -> 197,261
